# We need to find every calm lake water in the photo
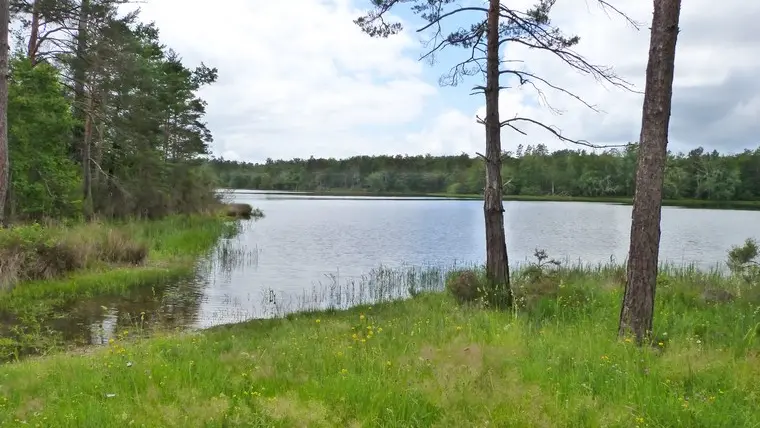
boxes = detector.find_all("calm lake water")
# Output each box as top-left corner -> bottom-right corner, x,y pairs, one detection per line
40,191 -> 760,348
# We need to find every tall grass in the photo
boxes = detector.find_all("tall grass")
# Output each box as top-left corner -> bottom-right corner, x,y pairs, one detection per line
253,259 -> 731,320
0,215 -> 239,292
0,263 -> 758,427
0,214 -> 242,361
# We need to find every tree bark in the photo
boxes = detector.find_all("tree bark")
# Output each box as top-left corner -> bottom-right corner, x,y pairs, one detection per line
27,0 -> 39,66
71,0 -> 89,163
0,0 -> 10,225
483,0 -> 511,306
619,0 -> 681,343
82,90 -> 94,220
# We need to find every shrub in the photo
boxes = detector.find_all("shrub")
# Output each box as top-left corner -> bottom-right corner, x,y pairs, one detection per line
445,268 -> 512,309
727,238 -> 760,284
446,270 -> 484,303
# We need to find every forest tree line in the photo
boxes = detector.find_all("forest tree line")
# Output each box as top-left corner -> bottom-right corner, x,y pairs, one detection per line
210,143 -> 760,201
0,0 -> 219,222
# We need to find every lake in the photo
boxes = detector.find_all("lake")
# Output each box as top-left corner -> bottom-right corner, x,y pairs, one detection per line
33,191 -> 760,349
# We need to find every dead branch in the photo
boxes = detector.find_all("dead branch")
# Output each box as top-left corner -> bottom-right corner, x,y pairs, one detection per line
490,115 -> 628,149
591,0 -> 641,30
497,6 -> 640,93
89,157 -> 132,197
415,7 -> 489,33
499,68 -> 600,112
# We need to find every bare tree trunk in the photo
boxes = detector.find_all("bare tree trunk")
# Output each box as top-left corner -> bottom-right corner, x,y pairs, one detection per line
483,0 -> 511,306
619,0 -> 681,344
71,0 -> 89,162
0,0 -> 10,226
27,0 -> 40,66
82,90 -> 94,220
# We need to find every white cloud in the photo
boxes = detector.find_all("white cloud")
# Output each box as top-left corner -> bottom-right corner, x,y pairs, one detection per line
414,0 -> 760,156
135,0 -> 436,162
137,0 -> 760,162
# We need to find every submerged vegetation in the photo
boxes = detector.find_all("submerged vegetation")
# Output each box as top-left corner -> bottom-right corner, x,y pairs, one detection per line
1,258 -> 758,427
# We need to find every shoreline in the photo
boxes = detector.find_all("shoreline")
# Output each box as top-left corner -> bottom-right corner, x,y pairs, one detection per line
0,214 -> 242,361
226,188 -> 760,210
0,265 -> 757,426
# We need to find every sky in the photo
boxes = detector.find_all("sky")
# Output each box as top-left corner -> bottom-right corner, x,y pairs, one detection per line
132,0 -> 760,164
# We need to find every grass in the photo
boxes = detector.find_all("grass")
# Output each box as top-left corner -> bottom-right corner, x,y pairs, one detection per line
0,214 -> 241,360
1,263 -> 759,427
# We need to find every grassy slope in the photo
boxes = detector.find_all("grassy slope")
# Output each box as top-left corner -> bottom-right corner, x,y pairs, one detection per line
1,268 -> 758,427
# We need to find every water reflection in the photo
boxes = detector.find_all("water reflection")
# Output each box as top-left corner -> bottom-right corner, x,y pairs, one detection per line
49,234 -> 456,348
11,192 -> 760,355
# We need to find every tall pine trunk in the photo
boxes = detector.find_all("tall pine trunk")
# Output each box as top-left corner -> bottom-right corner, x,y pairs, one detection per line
619,0 -> 681,343
0,0 -> 10,225
71,0 -> 89,163
483,0 -> 511,306
73,0 -> 93,219
82,91 -> 94,220
27,0 -> 40,66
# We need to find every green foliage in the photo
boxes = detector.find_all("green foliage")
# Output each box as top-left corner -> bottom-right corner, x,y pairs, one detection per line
1,267 -> 759,426
446,249 -> 563,310
210,143 -> 760,202
445,269 -> 486,304
7,56 -> 81,219
727,238 -> 760,283
6,5 -> 223,222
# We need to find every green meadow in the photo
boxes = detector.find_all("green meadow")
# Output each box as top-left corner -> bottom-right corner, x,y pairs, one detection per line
1,262 -> 758,427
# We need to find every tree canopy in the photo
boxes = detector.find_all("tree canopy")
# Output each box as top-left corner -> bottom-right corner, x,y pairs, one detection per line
210,144 -> 760,202
3,1 -> 220,221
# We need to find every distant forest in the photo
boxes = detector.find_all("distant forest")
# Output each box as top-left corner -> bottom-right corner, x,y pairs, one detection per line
209,143 -> 760,201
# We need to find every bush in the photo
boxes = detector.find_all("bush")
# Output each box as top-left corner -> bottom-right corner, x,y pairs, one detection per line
446,249 -> 565,311
446,270 -> 484,303
727,238 -> 760,284
445,268 -> 512,309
